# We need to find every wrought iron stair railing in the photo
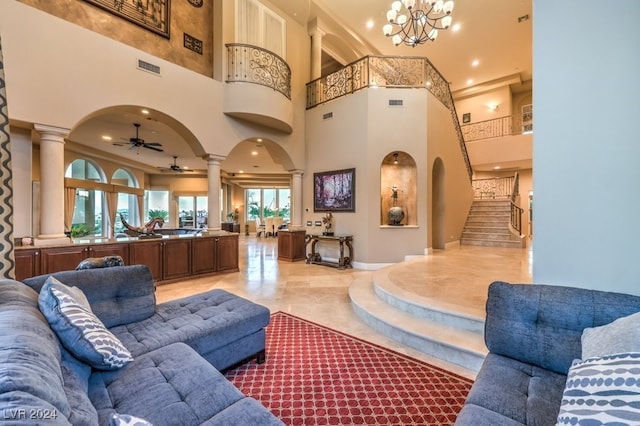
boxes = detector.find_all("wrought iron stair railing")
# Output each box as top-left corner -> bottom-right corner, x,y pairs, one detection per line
306,56 -> 472,181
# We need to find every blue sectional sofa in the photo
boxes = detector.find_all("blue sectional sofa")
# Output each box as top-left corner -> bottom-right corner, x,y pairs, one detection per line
456,281 -> 640,426
0,265 -> 283,425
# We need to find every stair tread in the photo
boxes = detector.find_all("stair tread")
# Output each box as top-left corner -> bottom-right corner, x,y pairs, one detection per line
349,278 -> 487,356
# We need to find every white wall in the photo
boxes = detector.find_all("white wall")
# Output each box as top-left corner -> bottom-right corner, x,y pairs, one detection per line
533,0 -> 640,295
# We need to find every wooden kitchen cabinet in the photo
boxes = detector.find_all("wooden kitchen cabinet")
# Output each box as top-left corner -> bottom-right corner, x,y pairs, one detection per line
162,238 -> 192,281
14,233 -> 239,283
191,237 -> 217,275
15,248 -> 41,281
129,240 -> 163,281
40,245 -> 88,274
216,235 -> 239,272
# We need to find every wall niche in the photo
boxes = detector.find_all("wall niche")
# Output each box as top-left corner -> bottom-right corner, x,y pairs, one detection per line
380,151 -> 417,226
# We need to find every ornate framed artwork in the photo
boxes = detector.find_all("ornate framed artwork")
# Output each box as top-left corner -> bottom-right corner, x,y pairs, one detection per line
314,168 -> 356,212
83,0 -> 171,38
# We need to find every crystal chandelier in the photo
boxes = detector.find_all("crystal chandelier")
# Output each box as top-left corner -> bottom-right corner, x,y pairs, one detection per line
382,0 -> 454,47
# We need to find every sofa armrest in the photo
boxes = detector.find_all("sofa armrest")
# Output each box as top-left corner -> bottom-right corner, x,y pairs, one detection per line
23,265 -> 156,328
484,281 -> 640,375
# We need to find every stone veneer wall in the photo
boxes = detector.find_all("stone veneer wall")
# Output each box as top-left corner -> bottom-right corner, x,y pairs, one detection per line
17,0 -> 213,78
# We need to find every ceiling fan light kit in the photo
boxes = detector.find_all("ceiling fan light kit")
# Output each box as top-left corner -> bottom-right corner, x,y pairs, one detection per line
383,0 -> 454,47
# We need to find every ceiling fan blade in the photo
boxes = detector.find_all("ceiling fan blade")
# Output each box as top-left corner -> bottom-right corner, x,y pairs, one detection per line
144,142 -> 162,147
144,145 -> 164,152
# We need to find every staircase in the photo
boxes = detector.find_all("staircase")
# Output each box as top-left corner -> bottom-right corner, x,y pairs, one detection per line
349,262 -> 488,373
460,199 -> 526,248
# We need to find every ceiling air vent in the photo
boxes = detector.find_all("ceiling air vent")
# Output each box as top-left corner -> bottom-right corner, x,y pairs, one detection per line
389,99 -> 403,107
323,112 -> 333,120
137,59 -> 161,76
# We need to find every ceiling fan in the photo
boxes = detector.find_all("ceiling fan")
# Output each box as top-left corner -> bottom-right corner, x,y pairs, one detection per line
159,156 -> 194,173
116,123 -> 163,152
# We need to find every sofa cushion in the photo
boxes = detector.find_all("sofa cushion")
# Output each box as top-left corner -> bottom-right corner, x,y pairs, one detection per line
462,353 -> 567,425
110,289 -> 270,360
39,277 -> 133,370
484,282 -> 640,375
24,265 -> 156,328
60,348 -> 98,426
556,352 -> 640,426
89,342 -> 273,425
581,311 -> 640,359
0,280 -> 72,423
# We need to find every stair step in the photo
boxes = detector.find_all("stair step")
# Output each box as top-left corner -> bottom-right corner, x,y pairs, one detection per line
463,226 -> 510,234
470,206 -> 511,213
349,278 -> 487,372
461,231 -> 515,241
460,238 -> 525,248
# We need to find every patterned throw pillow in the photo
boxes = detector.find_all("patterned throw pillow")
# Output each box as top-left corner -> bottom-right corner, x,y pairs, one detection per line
109,413 -> 153,426
556,352 -> 640,426
38,276 -> 133,370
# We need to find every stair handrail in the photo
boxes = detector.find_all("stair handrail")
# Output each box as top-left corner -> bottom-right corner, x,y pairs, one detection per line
305,55 -> 473,182
509,172 -> 524,236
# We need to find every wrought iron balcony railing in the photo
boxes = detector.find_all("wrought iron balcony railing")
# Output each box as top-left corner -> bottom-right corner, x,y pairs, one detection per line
226,43 -> 291,100
461,112 -> 533,142
305,56 -> 472,181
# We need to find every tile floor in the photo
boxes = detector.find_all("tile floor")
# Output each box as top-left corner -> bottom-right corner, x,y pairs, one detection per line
156,236 -> 533,380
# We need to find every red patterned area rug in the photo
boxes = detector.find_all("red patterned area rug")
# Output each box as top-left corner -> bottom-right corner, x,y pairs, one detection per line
225,312 -> 473,425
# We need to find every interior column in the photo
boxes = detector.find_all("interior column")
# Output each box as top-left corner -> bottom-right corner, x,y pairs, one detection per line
290,170 -> 303,228
34,124 -> 69,244
205,154 -> 225,231
308,18 -> 325,81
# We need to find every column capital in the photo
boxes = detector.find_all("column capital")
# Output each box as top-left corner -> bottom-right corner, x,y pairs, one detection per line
308,17 -> 326,38
288,169 -> 305,176
34,124 -> 70,139
202,154 -> 226,165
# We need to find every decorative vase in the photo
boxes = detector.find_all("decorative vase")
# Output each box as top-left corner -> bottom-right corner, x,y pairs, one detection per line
388,206 -> 404,226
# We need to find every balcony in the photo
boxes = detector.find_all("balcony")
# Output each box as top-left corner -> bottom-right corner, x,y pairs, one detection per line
462,116 -> 533,172
224,44 -> 293,133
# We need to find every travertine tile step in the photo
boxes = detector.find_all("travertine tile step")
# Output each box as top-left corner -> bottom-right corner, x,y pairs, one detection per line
349,277 -> 488,373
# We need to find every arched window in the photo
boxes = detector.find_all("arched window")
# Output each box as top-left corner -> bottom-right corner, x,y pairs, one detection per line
111,168 -> 141,234
65,159 -> 106,238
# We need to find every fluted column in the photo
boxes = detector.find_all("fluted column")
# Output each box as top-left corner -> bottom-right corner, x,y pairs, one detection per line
308,18 -> 325,81
290,170 -> 304,228
34,124 -> 69,243
204,154 -> 225,231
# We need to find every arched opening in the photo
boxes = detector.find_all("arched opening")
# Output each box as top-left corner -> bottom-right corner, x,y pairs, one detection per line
432,158 -> 446,249
380,151 -> 417,226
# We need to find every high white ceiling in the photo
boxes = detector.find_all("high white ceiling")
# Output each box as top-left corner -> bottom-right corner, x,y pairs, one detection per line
66,0 -> 532,180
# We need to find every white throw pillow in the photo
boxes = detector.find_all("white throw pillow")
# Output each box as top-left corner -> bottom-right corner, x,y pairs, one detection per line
581,311 -> 640,359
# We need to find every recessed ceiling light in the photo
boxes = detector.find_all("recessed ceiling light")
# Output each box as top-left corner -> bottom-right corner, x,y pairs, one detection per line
141,109 -> 149,115
256,138 -> 263,142
101,135 -> 112,141
239,170 -> 244,173
251,151 -> 258,156
467,79 -> 474,85
471,59 -> 479,67
493,166 -> 501,170
452,23 -> 461,32
366,19 -> 374,29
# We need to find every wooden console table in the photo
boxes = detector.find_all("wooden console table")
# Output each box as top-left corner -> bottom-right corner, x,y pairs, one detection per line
305,234 -> 353,269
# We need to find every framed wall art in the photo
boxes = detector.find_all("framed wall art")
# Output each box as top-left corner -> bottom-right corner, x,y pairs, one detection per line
83,0 -> 171,38
314,168 -> 356,212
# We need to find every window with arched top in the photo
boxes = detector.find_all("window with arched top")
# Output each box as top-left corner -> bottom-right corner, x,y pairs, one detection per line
111,168 -> 141,234
64,159 -> 107,237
